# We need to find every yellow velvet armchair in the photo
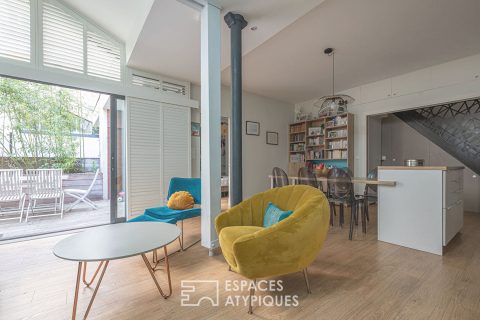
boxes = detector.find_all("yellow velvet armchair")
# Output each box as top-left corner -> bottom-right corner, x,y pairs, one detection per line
215,185 -> 330,312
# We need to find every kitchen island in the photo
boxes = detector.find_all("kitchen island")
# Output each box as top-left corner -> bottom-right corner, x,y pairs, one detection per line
378,166 -> 464,255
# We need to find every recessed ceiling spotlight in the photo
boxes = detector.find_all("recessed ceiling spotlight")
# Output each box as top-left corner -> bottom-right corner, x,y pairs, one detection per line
250,26 -> 258,31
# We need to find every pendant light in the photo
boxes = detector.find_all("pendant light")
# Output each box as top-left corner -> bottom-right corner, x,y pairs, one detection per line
314,48 -> 354,116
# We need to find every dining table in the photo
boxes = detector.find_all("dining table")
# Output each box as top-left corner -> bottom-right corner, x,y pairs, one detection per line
268,175 -> 396,188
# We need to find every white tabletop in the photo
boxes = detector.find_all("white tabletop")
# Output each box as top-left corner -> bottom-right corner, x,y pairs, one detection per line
53,222 -> 180,262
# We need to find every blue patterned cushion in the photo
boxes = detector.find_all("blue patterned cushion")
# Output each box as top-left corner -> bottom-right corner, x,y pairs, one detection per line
263,202 -> 293,228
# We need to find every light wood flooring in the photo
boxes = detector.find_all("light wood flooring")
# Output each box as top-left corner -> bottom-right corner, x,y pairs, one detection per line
1,209 -> 480,320
0,200 -> 110,240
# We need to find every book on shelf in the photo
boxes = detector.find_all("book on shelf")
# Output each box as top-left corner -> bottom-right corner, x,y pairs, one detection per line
327,140 -> 348,149
308,126 -> 324,136
308,150 -> 324,160
290,143 -> 305,152
326,150 -> 348,159
307,136 -> 323,146
327,129 -> 347,138
290,133 -> 305,142
290,153 -> 305,162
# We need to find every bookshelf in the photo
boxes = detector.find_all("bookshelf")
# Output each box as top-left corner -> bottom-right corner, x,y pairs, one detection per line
288,113 -> 354,176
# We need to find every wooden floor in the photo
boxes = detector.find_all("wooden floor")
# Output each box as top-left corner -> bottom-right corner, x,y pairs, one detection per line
0,200 -> 110,240
1,209 -> 480,320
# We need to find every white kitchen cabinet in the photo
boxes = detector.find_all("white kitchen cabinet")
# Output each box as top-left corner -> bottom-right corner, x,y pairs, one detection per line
431,55 -> 480,88
360,78 -> 392,103
391,68 -> 431,96
378,166 -> 464,255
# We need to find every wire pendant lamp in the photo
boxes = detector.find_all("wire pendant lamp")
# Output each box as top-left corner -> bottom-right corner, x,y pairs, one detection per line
314,48 -> 354,116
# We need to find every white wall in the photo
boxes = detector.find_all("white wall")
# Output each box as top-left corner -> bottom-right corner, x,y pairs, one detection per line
296,53 -> 480,194
191,84 -> 294,198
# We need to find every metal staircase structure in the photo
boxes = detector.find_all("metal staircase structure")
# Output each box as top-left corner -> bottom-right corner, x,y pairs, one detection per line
395,98 -> 480,175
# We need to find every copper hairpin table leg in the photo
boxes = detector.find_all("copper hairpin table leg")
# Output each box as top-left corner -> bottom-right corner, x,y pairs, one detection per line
82,261 -> 105,287
141,246 -> 172,299
71,260 -> 109,320
72,262 -> 82,320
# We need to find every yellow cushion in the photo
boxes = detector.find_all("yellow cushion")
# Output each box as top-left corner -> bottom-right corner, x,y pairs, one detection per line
215,185 -> 330,279
219,226 -> 264,269
167,191 -> 194,210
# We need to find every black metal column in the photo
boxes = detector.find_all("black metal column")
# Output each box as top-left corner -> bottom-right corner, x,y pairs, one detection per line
224,12 -> 247,206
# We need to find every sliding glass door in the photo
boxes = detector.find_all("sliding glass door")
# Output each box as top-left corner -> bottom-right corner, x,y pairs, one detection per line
110,95 -> 126,223
0,76 -> 126,240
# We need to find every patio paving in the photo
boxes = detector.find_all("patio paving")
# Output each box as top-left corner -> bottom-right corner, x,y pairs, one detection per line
0,199 -> 110,241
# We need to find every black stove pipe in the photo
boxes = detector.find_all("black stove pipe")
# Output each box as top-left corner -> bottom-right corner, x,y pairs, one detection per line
224,12 -> 247,206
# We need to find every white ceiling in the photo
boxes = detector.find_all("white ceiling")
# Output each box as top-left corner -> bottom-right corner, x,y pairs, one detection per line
62,0 -> 480,104
233,0 -> 480,103
127,0 -> 326,84
62,0 -> 151,43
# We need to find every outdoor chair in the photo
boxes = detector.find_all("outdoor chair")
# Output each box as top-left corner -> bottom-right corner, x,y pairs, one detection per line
0,169 -> 26,222
25,169 -> 64,221
64,169 -> 100,212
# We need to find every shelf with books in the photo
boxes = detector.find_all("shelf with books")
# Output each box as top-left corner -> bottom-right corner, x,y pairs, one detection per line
288,113 -> 354,175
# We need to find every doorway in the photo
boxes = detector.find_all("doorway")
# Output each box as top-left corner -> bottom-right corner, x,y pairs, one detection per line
0,76 -> 126,240
221,117 -> 230,211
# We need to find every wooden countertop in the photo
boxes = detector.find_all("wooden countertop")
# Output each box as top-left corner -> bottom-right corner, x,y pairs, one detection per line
378,166 -> 464,171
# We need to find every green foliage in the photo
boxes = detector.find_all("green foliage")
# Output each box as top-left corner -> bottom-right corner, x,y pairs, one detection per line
0,77 -> 81,172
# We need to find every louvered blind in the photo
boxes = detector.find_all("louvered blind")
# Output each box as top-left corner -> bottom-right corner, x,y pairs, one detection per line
0,0 -> 30,62
162,105 -> 190,198
128,98 -> 163,217
42,1 -> 84,73
131,73 -> 188,97
132,73 -> 161,89
162,81 -> 187,96
87,31 -> 121,81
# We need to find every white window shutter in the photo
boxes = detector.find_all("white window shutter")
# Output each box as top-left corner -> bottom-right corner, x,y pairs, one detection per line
162,104 -> 191,199
127,99 -> 191,219
0,0 -> 30,62
87,30 -> 121,81
127,98 -> 163,217
42,0 -> 84,73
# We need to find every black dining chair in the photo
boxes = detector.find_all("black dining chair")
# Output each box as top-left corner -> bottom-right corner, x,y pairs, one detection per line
358,168 -> 378,222
271,167 -> 289,188
327,168 -> 366,240
297,167 -> 319,189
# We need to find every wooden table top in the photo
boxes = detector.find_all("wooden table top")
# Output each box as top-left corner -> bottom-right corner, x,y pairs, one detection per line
269,175 -> 396,187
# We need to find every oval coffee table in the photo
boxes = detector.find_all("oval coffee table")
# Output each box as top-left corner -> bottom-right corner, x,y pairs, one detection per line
53,222 -> 180,319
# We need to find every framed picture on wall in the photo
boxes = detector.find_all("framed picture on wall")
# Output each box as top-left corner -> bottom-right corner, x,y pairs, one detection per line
266,131 -> 279,145
246,121 -> 260,136
191,122 -> 200,136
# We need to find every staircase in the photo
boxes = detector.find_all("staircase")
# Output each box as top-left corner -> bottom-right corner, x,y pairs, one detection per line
394,98 -> 480,175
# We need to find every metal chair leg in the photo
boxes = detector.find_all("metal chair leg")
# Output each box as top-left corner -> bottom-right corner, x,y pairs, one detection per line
340,204 -> 345,227
303,268 -> 312,294
349,201 -> 355,240
177,219 -> 201,251
248,279 -> 256,314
